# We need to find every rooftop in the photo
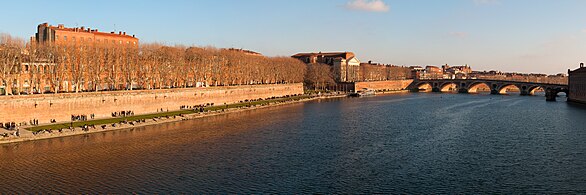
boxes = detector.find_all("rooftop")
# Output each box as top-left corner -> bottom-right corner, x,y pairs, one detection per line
40,23 -> 137,39
292,52 -> 355,59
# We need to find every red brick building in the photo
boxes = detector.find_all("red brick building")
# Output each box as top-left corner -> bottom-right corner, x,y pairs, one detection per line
35,23 -> 138,46
292,52 -> 361,82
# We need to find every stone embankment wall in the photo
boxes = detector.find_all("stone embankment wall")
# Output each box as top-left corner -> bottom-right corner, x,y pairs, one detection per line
0,83 -> 303,125
354,80 -> 414,91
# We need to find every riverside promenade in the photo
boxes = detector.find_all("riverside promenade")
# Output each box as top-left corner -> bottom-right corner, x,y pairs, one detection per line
0,83 -> 304,125
0,93 -> 348,145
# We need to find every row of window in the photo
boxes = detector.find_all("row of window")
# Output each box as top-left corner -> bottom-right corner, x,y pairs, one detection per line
55,35 -> 136,45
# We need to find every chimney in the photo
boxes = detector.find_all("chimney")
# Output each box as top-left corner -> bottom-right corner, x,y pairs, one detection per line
87,28 -> 91,32
581,62 -> 584,68
58,24 -> 64,29
119,31 -> 122,35
81,26 -> 85,31
132,35 -> 135,38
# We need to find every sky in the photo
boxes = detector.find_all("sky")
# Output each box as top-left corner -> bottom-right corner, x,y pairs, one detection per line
1,0 -> 586,74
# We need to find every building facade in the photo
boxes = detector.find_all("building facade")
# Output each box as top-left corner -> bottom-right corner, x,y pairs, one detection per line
0,23 -> 140,95
35,23 -> 138,46
292,52 -> 360,82
568,63 -> 586,104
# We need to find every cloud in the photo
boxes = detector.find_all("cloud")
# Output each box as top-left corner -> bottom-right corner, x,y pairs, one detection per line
345,0 -> 390,12
473,0 -> 500,5
449,32 -> 469,38
582,29 -> 586,33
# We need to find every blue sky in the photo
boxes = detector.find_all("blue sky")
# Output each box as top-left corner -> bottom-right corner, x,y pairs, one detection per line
1,0 -> 586,74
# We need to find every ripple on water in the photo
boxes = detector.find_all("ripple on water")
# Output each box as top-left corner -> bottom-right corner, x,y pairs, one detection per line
0,93 -> 585,193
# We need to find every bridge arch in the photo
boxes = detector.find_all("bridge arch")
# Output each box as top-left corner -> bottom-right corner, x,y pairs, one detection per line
468,82 -> 491,93
439,82 -> 459,92
545,87 -> 569,101
497,84 -> 522,95
416,82 -> 433,92
527,85 -> 544,95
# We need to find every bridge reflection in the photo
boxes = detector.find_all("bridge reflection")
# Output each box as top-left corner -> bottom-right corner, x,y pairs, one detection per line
408,79 -> 569,101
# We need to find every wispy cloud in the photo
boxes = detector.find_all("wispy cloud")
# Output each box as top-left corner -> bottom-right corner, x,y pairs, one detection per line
345,0 -> 390,12
449,32 -> 469,38
473,0 -> 500,6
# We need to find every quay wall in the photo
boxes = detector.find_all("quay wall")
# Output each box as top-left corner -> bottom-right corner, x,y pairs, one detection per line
0,83 -> 303,125
354,80 -> 414,91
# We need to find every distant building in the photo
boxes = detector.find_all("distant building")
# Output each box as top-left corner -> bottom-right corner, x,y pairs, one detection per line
409,66 -> 424,79
292,52 -> 360,82
409,66 -> 424,71
225,48 -> 262,56
35,23 -> 138,46
568,63 -> 586,104
421,66 -> 443,79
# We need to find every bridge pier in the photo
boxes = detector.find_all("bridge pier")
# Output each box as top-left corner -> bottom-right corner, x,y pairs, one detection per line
545,89 -> 557,101
458,88 -> 469,93
490,89 -> 500,95
432,87 -> 441,92
520,90 -> 530,96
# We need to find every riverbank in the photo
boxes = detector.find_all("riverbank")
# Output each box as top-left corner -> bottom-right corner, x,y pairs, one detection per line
0,93 -> 348,145
0,83 -> 304,125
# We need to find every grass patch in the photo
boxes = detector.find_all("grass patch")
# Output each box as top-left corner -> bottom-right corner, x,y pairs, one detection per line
26,95 -> 311,132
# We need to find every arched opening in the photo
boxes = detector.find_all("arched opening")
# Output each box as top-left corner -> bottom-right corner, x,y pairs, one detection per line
417,83 -> 433,92
545,88 -> 568,101
440,82 -> 458,93
498,84 -> 521,95
468,82 -> 491,94
528,86 -> 544,96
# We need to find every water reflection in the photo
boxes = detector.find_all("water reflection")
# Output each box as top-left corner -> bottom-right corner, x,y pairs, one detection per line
1,93 -> 585,193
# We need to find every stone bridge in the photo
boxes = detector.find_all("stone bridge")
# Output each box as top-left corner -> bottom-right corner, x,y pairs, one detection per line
407,79 -> 569,101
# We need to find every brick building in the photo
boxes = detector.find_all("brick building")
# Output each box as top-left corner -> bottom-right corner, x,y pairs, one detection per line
35,23 -> 138,46
0,23 -> 140,95
292,52 -> 360,82
420,66 -> 443,79
568,63 -> 586,104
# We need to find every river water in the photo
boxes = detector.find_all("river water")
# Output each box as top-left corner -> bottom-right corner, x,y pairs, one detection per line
1,93 -> 585,193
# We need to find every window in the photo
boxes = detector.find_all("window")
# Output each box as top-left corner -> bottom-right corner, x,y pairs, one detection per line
64,36 -> 67,41
88,38 -> 92,42
80,37 -> 84,42
72,36 -> 76,42
119,40 -> 122,44
55,35 -> 59,40
133,42 -> 136,45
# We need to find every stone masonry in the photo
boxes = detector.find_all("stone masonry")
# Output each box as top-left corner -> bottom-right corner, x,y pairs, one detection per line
0,83 -> 303,125
354,80 -> 414,92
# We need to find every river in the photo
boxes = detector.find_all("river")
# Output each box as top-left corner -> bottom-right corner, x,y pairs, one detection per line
1,93 -> 585,193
